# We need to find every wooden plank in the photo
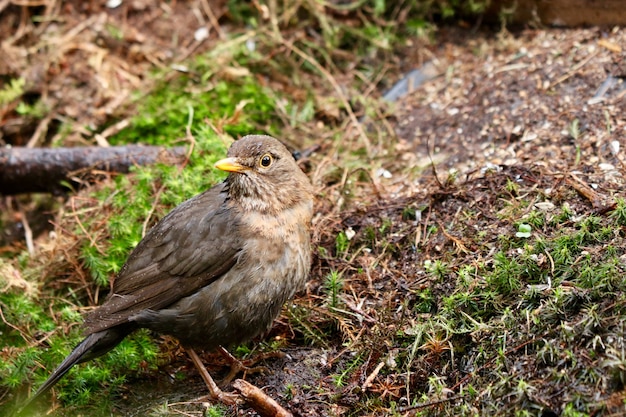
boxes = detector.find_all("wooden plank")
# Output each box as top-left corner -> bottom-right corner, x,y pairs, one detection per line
486,0 -> 626,26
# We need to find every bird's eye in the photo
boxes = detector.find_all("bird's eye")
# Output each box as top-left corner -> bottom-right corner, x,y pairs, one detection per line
260,154 -> 273,167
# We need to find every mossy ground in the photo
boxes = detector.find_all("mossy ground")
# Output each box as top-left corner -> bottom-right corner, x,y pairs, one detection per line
1,1 -> 625,416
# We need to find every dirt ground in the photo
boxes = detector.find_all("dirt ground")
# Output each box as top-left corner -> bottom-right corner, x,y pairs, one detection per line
394,27 -> 625,182
1,1 -> 626,416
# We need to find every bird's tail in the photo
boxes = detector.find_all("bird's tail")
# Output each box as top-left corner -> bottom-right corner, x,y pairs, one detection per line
19,325 -> 132,414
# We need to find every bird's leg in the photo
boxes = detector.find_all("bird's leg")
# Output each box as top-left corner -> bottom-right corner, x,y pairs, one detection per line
217,346 -> 284,386
187,348 -> 240,405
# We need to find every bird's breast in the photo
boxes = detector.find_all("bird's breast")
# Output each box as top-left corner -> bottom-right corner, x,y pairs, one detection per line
139,206 -> 312,350
239,201 -> 312,238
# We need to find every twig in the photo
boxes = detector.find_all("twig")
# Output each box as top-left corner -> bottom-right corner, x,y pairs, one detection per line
396,395 -> 465,413
0,303 -> 30,342
93,119 -> 131,148
361,361 -> 385,391
199,0 -> 224,39
494,63 -> 529,74
415,205 -> 433,249
567,172 -> 602,209
544,247 -> 555,276
232,379 -> 293,417
547,51 -> 599,90
141,184 -> 165,238
427,136 -> 445,189
9,0 -> 49,5
20,211 -> 35,255
437,219 -> 469,254
26,114 -> 53,148
342,297 -> 377,323
183,104 -> 196,168
70,196 -> 101,251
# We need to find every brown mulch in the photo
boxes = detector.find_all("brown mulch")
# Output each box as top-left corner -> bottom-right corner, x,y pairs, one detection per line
393,27 -> 625,191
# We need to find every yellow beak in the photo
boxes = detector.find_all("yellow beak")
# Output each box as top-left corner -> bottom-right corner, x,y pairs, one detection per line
214,157 -> 249,173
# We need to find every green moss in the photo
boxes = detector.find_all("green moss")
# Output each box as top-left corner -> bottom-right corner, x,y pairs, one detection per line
324,270 -> 344,309
113,63 -> 281,147
611,197 -> 626,226
0,77 -> 25,105
487,251 -> 522,295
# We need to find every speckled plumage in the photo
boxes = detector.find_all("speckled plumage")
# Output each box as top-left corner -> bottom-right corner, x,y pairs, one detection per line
27,135 -> 314,407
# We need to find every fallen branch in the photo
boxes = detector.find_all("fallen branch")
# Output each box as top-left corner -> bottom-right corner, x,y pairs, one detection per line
0,145 -> 187,195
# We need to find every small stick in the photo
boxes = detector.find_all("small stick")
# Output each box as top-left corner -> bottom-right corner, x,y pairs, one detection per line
232,379 -> 292,417
362,361 -> 385,391
547,51 -> 599,90
20,211 -> 35,255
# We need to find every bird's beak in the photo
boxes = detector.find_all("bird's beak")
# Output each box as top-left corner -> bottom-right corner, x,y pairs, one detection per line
214,157 -> 250,173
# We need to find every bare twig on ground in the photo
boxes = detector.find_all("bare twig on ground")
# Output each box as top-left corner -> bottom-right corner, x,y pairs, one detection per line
232,379 -> 293,417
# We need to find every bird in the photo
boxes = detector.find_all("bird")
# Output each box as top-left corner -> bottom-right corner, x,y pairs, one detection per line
23,134 -> 314,410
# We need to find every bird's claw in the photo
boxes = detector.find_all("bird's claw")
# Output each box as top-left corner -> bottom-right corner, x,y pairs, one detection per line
218,347 -> 284,385
211,389 -> 241,405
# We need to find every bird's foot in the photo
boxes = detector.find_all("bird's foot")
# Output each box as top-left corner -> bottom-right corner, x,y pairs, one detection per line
187,348 -> 242,406
209,388 -> 240,406
218,346 -> 285,386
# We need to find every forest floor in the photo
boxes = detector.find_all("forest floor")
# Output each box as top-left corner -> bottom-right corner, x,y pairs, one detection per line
1,1 -> 625,416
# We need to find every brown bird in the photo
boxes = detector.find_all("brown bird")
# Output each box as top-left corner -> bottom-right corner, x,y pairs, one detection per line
25,135 -> 314,409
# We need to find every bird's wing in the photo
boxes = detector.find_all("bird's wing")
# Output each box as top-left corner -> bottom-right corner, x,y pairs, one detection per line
83,183 -> 241,334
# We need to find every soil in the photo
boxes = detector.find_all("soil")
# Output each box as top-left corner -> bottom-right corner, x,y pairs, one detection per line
394,27 -> 625,183
1,1 -> 625,416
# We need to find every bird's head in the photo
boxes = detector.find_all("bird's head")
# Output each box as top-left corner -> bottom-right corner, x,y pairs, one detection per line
214,135 -> 314,215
